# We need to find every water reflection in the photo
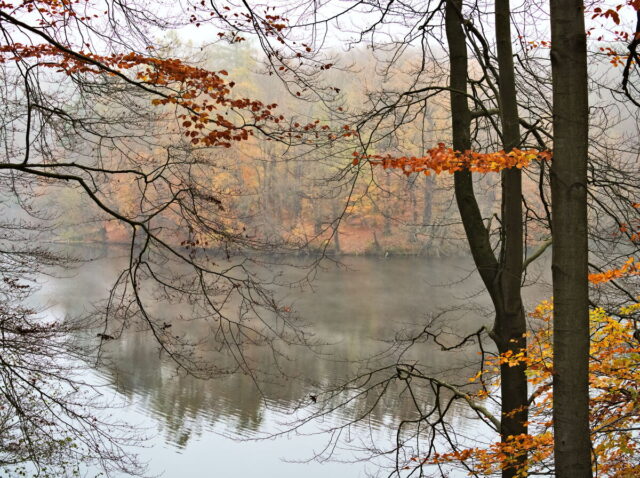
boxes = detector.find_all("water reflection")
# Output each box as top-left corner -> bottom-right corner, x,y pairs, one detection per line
38,249 -> 550,476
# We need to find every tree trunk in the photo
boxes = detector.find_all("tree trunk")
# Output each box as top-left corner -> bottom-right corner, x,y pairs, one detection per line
495,1 -> 528,476
423,173 -> 434,225
550,1 -> 592,476
332,202 -> 342,254
446,2 -> 528,476
445,0 -> 499,310
293,160 -> 303,221
383,172 -> 392,236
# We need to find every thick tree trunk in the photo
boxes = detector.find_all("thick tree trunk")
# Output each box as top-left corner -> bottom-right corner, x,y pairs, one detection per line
446,2 -> 528,476
495,1 -> 528,476
550,1 -> 592,476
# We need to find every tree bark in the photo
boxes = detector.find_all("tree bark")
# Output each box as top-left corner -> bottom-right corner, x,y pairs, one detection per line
495,1 -> 528,476
446,0 -> 498,291
550,1 -> 592,476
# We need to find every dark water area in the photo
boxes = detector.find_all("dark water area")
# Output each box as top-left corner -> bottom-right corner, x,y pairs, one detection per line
32,247 -> 551,477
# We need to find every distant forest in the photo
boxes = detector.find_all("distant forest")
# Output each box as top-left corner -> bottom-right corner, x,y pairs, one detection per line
39,40 -> 551,256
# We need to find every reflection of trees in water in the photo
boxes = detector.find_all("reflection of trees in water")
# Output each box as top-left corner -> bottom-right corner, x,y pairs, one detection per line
101,326 -> 482,451
104,332 -> 269,443
49,252 -> 548,460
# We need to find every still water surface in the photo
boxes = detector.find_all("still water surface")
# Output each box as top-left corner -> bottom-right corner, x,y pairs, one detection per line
36,248 -> 550,477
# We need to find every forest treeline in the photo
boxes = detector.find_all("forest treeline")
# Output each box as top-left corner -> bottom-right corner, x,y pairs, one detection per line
45,41 -> 551,256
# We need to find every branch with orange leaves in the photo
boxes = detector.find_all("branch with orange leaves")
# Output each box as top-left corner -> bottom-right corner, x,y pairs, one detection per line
589,257 -> 640,285
353,142 -> 551,176
0,36 -> 276,148
0,11 -> 343,150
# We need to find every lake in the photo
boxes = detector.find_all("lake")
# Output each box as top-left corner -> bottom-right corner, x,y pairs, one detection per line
33,247 -> 551,477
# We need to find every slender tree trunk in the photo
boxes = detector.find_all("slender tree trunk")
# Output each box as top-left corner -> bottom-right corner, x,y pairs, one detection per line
332,203 -> 342,254
384,172 -> 392,236
446,0 -> 498,290
410,181 -> 418,224
423,174 -> 434,225
293,161 -> 303,221
550,1 -> 592,476
445,2 -> 528,476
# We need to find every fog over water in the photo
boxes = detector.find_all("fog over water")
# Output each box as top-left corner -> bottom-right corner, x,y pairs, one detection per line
33,247 -> 551,477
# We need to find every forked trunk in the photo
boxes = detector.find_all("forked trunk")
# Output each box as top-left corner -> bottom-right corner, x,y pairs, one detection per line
445,1 -> 529,476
